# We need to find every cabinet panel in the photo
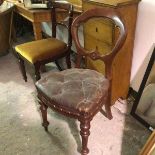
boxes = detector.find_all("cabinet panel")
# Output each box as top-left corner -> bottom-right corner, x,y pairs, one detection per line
83,0 -> 140,7
84,18 -> 113,45
66,0 -> 82,11
85,34 -> 113,74
66,0 -> 82,6
84,34 -> 112,54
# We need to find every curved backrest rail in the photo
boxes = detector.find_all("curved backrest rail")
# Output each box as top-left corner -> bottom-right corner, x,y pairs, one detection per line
71,7 -> 127,79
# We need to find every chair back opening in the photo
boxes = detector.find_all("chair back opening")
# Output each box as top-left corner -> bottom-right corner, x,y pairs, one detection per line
71,7 -> 127,80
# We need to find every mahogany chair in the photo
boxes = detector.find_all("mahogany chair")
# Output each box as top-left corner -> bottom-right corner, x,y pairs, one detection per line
36,7 -> 127,155
15,1 -> 73,81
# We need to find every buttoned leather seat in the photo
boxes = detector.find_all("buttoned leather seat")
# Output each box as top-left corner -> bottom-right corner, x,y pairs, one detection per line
36,68 -> 109,113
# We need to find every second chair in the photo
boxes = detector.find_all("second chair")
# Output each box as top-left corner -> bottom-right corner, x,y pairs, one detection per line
15,1 -> 73,81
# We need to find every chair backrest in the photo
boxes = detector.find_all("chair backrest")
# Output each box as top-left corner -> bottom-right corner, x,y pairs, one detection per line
47,0 -> 73,48
71,7 -> 127,81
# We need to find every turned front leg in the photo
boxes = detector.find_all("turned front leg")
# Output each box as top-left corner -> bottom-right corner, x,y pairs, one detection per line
80,120 -> 91,155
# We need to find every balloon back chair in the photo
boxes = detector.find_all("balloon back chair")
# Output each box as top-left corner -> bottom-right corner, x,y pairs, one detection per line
15,1 -> 73,81
35,7 -> 127,155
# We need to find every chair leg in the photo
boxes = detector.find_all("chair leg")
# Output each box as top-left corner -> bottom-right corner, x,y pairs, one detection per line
66,53 -> 71,69
40,102 -> 49,131
105,96 -> 113,120
55,60 -> 63,71
105,103 -> 113,120
79,120 -> 90,155
34,64 -> 41,81
18,57 -> 27,82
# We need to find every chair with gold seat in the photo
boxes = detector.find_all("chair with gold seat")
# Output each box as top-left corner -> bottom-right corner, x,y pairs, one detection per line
15,1 -> 73,81
36,7 -> 127,155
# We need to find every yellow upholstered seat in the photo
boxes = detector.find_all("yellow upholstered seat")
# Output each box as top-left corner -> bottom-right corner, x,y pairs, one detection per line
15,38 -> 67,64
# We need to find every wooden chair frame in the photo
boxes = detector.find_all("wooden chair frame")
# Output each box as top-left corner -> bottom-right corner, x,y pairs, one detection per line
16,1 -> 73,81
37,7 -> 127,155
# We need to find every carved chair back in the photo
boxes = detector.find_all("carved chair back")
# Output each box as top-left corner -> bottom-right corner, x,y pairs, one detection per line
72,7 -> 127,80
71,8 -> 127,105
47,0 -> 73,48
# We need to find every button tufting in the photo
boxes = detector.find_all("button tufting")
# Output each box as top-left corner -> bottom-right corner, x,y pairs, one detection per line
36,68 -> 109,113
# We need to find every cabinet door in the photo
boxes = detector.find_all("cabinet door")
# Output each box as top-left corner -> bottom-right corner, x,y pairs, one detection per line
83,2 -> 114,74
84,18 -> 113,44
84,33 -> 113,74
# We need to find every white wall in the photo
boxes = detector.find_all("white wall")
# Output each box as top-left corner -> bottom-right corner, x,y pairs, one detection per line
131,0 -> 155,91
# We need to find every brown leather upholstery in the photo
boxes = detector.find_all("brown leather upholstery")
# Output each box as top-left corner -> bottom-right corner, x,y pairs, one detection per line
36,68 -> 109,112
15,38 -> 67,63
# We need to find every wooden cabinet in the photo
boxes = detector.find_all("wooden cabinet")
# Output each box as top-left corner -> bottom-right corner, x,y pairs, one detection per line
82,0 -> 141,104
66,0 -> 82,12
67,0 -> 82,6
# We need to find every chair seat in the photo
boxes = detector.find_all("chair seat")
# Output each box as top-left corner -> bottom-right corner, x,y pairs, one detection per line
36,68 -> 109,113
15,38 -> 67,63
